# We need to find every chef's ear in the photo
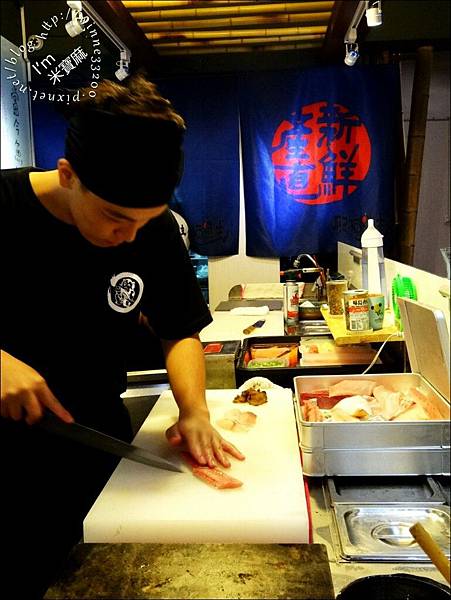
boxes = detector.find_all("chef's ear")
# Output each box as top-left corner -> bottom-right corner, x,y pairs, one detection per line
57,158 -> 78,190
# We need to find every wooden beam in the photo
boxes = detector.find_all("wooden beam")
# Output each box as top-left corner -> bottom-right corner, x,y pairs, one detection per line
146,25 -> 328,41
122,1 -> 257,8
398,46 -> 433,265
130,2 -> 335,21
154,34 -> 324,51
136,12 -> 332,33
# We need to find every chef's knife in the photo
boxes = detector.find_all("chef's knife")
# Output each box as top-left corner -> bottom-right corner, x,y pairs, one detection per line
38,412 -> 183,473
243,319 -> 266,334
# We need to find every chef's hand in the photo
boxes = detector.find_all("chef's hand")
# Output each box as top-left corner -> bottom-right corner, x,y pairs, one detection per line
0,350 -> 74,425
165,407 -> 245,468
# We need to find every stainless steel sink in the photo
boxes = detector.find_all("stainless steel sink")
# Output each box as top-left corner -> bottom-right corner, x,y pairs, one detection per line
324,477 -> 451,562
333,504 -> 450,561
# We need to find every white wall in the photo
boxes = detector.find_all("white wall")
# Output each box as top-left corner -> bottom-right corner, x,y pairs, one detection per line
207,137 -> 280,310
338,241 -> 450,333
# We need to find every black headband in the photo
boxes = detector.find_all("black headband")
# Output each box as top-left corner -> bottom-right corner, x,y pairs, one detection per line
65,109 -> 184,207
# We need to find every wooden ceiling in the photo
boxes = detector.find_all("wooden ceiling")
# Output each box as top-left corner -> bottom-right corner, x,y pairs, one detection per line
120,0 -> 335,56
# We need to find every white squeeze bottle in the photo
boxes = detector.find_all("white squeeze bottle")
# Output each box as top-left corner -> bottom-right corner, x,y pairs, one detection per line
361,218 -> 388,304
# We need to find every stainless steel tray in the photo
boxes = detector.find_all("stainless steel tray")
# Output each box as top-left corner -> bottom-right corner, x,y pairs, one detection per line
298,320 -> 331,336
300,446 -> 450,477
327,476 -> 446,505
332,504 -> 450,561
294,373 -> 450,476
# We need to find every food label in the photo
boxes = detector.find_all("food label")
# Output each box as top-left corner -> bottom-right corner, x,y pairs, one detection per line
283,283 -> 299,325
344,294 -> 370,331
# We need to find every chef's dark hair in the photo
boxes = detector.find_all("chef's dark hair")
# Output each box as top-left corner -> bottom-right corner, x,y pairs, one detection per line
76,73 -> 185,129
64,74 -> 186,208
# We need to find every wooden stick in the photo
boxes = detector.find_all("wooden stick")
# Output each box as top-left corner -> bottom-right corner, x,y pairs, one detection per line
409,522 -> 451,584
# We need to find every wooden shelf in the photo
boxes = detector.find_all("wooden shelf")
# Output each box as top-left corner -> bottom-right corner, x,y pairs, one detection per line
320,307 -> 402,346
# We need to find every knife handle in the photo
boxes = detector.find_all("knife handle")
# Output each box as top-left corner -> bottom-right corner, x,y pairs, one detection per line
243,325 -> 255,334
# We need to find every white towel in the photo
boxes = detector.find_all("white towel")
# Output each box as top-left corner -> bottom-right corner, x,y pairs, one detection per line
241,283 -> 284,299
230,306 -> 270,316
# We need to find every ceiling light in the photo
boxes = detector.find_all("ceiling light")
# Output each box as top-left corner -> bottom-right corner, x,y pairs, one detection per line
344,43 -> 359,67
115,50 -> 131,81
365,1 -> 383,27
65,1 -> 85,37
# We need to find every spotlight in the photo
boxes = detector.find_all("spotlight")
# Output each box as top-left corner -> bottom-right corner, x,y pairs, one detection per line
365,1 -> 382,27
344,43 -> 359,67
65,1 -> 85,37
115,50 -> 131,81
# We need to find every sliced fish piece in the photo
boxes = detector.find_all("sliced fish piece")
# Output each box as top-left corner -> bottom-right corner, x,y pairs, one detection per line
180,451 -> 243,489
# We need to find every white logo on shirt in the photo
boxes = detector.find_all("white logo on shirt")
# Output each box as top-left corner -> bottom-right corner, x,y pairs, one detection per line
108,272 -> 143,313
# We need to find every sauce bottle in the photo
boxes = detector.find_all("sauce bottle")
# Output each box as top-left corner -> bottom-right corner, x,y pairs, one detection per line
361,219 -> 388,305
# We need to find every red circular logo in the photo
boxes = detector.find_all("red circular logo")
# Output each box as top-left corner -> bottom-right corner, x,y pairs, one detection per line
271,101 -> 371,205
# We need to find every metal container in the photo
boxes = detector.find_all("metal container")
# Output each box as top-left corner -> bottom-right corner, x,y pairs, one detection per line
294,298 -> 450,476
283,282 -> 299,325
343,289 -> 370,331
326,279 -> 348,315
298,300 -> 324,320
203,340 -> 241,389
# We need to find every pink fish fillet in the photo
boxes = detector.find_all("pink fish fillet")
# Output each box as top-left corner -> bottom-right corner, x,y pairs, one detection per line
180,451 -> 243,489
329,379 -> 377,398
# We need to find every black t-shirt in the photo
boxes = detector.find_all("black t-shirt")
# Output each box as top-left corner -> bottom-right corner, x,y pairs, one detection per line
1,167 -> 212,423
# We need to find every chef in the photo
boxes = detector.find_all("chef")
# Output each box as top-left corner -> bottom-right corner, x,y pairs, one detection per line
0,73 -> 244,599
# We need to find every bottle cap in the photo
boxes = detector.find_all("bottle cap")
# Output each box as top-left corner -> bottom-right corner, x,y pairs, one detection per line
361,218 -> 384,248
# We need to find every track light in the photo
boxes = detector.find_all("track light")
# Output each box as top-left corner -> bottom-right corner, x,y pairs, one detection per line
365,1 -> 383,27
344,43 -> 359,67
115,50 -> 131,81
65,1 -> 85,37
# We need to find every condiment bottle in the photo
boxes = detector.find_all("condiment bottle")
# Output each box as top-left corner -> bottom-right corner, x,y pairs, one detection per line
361,219 -> 388,305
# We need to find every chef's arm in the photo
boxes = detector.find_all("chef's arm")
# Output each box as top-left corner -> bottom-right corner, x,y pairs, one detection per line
161,335 -> 245,468
0,350 -> 74,425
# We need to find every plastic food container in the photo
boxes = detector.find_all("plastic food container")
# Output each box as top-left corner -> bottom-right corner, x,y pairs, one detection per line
300,336 -> 377,366
247,357 -> 289,369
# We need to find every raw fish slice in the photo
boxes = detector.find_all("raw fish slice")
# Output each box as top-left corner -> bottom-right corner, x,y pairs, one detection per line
300,391 -> 337,409
192,467 -> 243,489
216,418 -> 236,431
224,409 -> 242,420
391,403 -> 429,421
328,379 -> 377,398
302,399 -> 324,422
333,395 -> 373,418
180,451 -> 243,489
373,385 -> 403,420
224,409 -> 257,427
388,396 -> 416,421
216,418 -> 249,433
330,406 -> 360,422
239,411 -> 257,427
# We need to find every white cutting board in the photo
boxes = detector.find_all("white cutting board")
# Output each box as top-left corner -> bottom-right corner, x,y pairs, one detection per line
83,388 -> 309,543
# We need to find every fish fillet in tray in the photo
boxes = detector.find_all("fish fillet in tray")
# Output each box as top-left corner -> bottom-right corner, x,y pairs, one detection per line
293,299 -> 450,477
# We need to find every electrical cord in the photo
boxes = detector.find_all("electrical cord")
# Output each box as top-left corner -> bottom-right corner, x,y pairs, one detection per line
360,331 -> 403,375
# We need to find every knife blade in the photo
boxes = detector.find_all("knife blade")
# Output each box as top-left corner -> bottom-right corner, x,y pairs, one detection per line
38,412 -> 183,473
243,319 -> 266,334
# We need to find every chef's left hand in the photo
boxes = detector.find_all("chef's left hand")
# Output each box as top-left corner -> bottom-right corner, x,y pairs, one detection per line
165,408 -> 245,468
